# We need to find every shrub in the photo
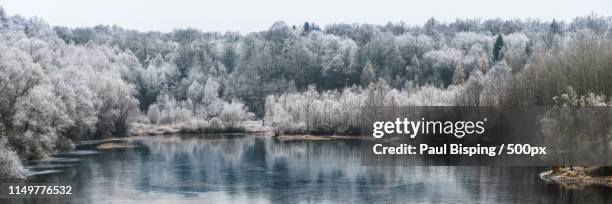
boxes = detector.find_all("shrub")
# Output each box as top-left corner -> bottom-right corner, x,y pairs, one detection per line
219,100 -> 253,128
178,118 -> 246,134
0,139 -> 26,180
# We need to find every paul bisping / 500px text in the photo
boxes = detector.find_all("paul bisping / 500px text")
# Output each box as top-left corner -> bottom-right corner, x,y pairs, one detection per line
373,143 -> 546,157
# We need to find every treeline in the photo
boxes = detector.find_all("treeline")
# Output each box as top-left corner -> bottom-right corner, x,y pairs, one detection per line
8,7 -> 608,115
266,32 -> 612,134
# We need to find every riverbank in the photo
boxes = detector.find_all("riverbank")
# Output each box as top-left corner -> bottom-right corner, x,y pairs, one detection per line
540,167 -> 612,189
128,120 -> 273,136
273,134 -> 367,141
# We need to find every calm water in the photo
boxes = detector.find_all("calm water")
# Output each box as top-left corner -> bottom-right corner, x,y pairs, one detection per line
4,135 -> 612,203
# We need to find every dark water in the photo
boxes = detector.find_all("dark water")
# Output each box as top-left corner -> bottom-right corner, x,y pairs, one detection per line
4,135 -> 612,203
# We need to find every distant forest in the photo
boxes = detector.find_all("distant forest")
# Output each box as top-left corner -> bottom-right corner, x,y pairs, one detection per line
1,6 -> 612,178
6,9 -> 610,113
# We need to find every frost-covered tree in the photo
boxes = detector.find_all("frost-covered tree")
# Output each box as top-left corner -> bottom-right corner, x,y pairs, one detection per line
451,32 -> 492,52
0,138 -> 25,179
452,63 -> 465,85
187,81 -> 204,110
148,94 -> 191,124
503,33 -> 529,71
92,72 -> 140,138
422,47 -> 463,87
219,100 -> 253,127
481,62 -> 512,106
360,61 -> 376,86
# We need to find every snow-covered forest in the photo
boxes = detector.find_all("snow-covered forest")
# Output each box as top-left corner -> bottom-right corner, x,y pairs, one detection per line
1,5 -> 612,178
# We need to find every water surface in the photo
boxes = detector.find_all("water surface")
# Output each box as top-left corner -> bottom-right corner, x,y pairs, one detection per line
5,135 -> 612,203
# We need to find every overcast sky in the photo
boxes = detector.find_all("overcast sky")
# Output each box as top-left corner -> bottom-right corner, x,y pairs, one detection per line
1,0 -> 611,33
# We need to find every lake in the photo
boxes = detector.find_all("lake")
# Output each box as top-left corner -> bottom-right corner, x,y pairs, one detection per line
5,135 -> 612,203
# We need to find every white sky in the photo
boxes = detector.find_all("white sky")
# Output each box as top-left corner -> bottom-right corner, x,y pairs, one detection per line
1,0 -> 611,33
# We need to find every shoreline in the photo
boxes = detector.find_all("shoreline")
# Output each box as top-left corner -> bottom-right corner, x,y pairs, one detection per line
272,134 -> 365,141
127,121 -> 273,137
540,167 -> 612,189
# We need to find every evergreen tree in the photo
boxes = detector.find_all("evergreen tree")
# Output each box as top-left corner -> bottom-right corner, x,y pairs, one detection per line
493,34 -> 505,62
550,19 -> 561,35
424,17 -> 439,36
303,22 -> 310,32
546,19 -> 562,49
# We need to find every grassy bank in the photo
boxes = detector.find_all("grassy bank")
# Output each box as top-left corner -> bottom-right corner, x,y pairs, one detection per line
129,120 -> 272,136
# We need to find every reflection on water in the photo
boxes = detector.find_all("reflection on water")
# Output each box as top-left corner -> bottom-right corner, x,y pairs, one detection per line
3,135 -> 612,203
